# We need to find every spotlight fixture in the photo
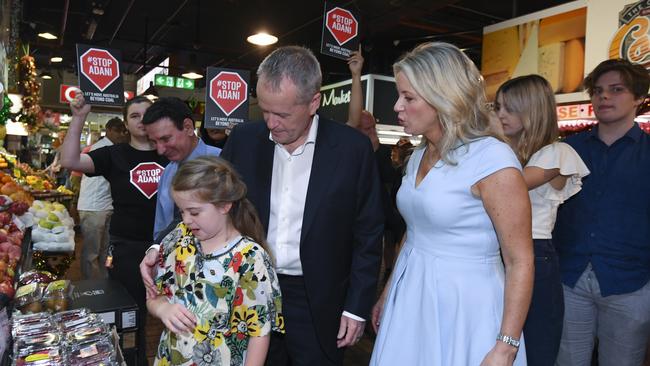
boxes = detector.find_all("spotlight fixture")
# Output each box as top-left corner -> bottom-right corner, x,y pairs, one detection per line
50,56 -> 63,63
247,32 -> 278,46
40,71 -> 53,80
38,32 -> 57,40
181,71 -> 203,80
141,81 -> 159,100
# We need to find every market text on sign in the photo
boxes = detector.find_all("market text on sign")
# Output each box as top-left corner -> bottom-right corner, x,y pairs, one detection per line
87,57 -> 114,76
135,169 -> 162,184
332,14 -> 353,33
217,80 -> 242,100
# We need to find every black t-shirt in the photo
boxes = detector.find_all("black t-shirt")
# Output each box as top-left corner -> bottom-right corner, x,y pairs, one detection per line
87,144 -> 169,241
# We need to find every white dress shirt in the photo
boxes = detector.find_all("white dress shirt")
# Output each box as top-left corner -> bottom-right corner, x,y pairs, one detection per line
266,115 -> 364,322
77,138 -> 114,211
267,116 -> 318,276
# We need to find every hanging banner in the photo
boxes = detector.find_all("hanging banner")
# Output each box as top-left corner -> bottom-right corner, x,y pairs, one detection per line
204,67 -> 249,129
76,44 -> 124,106
609,0 -> 650,69
320,2 -> 360,60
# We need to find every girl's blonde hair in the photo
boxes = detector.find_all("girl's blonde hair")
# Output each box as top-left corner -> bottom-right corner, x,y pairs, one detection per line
172,156 -> 268,250
393,42 -> 497,164
496,74 -> 558,165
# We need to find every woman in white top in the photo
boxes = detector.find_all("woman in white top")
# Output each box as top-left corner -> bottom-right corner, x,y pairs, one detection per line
495,74 -> 589,366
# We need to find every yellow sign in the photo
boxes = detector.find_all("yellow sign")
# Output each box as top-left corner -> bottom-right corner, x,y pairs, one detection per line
609,0 -> 650,68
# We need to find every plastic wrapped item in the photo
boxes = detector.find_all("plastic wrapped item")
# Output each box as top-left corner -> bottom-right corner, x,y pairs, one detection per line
14,284 -> 44,315
12,345 -> 66,366
13,331 -> 63,352
42,280 -> 73,313
11,315 -> 56,339
65,323 -> 110,345
58,313 -> 103,334
67,338 -> 116,366
18,271 -> 57,287
52,309 -> 89,327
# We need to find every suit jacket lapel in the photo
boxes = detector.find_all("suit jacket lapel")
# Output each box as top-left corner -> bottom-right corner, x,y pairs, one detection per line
256,129 -> 274,231
301,119 -> 339,244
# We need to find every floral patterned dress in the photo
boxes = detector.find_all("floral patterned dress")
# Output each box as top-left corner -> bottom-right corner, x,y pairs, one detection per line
153,223 -> 284,366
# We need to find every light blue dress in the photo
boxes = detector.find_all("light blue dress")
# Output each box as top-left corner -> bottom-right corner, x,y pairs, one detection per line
370,137 -> 527,366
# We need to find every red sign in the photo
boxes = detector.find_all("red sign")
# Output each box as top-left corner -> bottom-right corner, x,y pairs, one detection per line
557,103 -> 595,121
59,84 -> 81,104
123,91 -> 135,101
79,48 -> 120,92
209,71 -> 248,116
129,162 -> 165,199
326,7 -> 358,45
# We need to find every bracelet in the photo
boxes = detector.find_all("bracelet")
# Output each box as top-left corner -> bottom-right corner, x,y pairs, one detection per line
496,333 -> 520,348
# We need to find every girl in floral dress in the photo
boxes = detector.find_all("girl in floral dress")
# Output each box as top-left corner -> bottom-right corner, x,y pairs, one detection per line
147,156 -> 284,366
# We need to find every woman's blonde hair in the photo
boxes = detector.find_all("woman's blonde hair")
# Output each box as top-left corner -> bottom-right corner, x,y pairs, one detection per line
393,42 -> 496,164
495,74 -> 558,165
172,156 -> 268,250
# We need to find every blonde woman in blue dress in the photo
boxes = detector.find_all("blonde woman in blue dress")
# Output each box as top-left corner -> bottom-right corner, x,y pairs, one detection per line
370,42 -> 534,366
495,75 -> 589,366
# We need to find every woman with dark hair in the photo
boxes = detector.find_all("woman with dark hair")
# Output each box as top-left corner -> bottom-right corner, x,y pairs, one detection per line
60,95 -> 168,366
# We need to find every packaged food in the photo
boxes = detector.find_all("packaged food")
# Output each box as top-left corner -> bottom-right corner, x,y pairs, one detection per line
13,331 -> 62,352
17,270 -> 57,287
42,280 -> 73,313
12,345 -> 66,366
65,323 -> 110,344
14,283 -> 44,314
60,314 -> 102,334
67,338 -> 115,366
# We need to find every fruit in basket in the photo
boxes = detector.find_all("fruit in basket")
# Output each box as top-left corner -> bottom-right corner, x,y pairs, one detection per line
8,201 -> 29,215
0,212 -> 11,226
0,182 -> 17,195
38,218 -> 55,230
0,280 -> 15,298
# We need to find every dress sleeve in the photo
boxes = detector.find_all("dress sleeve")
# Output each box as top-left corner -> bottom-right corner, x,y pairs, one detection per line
472,138 -> 522,184
526,142 -> 590,202
154,223 -> 190,296
86,145 -> 113,178
233,241 -> 284,337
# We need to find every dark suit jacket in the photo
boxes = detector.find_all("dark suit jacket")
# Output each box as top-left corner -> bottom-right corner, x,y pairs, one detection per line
221,117 -> 383,359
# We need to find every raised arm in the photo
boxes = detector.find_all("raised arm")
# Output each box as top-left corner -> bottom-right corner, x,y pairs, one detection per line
346,46 -> 364,128
60,95 -> 96,173
476,167 -> 534,365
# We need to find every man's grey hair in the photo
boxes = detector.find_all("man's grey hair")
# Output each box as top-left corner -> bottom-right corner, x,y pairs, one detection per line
257,46 -> 322,104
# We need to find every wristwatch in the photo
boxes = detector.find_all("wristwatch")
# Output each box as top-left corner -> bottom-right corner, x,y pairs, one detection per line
496,333 -> 520,348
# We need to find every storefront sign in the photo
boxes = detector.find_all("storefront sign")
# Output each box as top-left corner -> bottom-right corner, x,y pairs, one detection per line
557,103 -> 595,120
204,67 -> 249,129
609,0 -> 650,68
320,2 -> 360,60
129,162 -> 164,199
76,44 -> 124,106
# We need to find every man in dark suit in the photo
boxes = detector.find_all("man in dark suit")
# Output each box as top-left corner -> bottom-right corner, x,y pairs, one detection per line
140,46 -> 383,365
225,46 -> 383,365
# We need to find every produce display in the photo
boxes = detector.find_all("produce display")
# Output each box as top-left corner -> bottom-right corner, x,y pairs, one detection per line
30,201 -> 75,252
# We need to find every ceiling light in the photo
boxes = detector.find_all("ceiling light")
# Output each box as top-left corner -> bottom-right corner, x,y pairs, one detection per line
181,72 -> 203,80
247,32 -> 278,46
38,32 -> 57,40
40,71 -> 53,80
50,56 -> 63,63
140,81 -> 159,100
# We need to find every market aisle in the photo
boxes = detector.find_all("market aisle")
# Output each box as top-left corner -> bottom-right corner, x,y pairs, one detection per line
67,232 -> 374,365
